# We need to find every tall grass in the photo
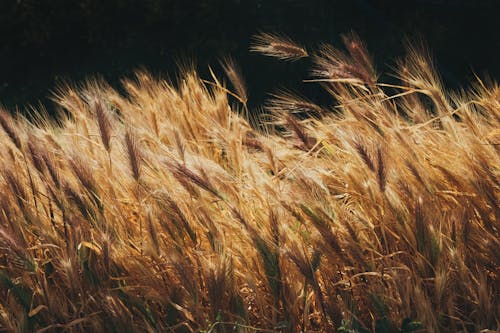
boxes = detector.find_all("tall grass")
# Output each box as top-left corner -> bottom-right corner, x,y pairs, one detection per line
0,34 -> 498,332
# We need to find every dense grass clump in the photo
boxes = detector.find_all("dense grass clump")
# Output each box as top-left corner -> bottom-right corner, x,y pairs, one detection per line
0,34 -> 498,332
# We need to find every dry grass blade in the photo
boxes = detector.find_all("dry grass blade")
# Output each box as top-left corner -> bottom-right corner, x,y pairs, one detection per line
124,128 -> 141,182
0,109 -> 23,151
168,161 -> 221,199
68,155 -> 98,196
27,133 -> 45,174
342,32 -> 376,80
94,98 -> 112,152
220,57 -> 248,104
3,168 -> 28,211
0,33 -> 497,333
285,115 -> 317,151
266,90 -> 325,118
376,145 -> 387,192
251,32 -> 308,61
146,207 -> 160,256
0,228 -> 34,271
353,140 -> 375,172
311,40 -> 376,85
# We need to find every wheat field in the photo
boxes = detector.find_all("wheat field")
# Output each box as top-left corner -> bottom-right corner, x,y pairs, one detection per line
0,34 -> 498,332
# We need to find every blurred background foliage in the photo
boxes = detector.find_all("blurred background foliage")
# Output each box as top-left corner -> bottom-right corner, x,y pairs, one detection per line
1,0 -> 499,113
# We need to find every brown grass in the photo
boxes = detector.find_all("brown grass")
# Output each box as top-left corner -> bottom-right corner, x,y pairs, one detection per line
250,32 -> 308,61
0,34 -> 498,333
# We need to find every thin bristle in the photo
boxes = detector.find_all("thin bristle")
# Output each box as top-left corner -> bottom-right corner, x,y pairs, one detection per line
250,32 -> 308,61
285,115 -> 316,151
94,98 -> 113,152
27,134 -> 45,174
0,109 -> 23,150
124,128 -> 141,182
146,207 -> 160,256
354,140 -> 375,171
266,90 -> 325,117
0,228 -> 33,271
220,57 -> 248,104
68,154 -> 99,198
312,41 -> 376,85
376,145 -> 387,192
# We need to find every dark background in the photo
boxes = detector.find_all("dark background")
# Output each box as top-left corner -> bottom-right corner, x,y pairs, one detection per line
1,0 -> 499,113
